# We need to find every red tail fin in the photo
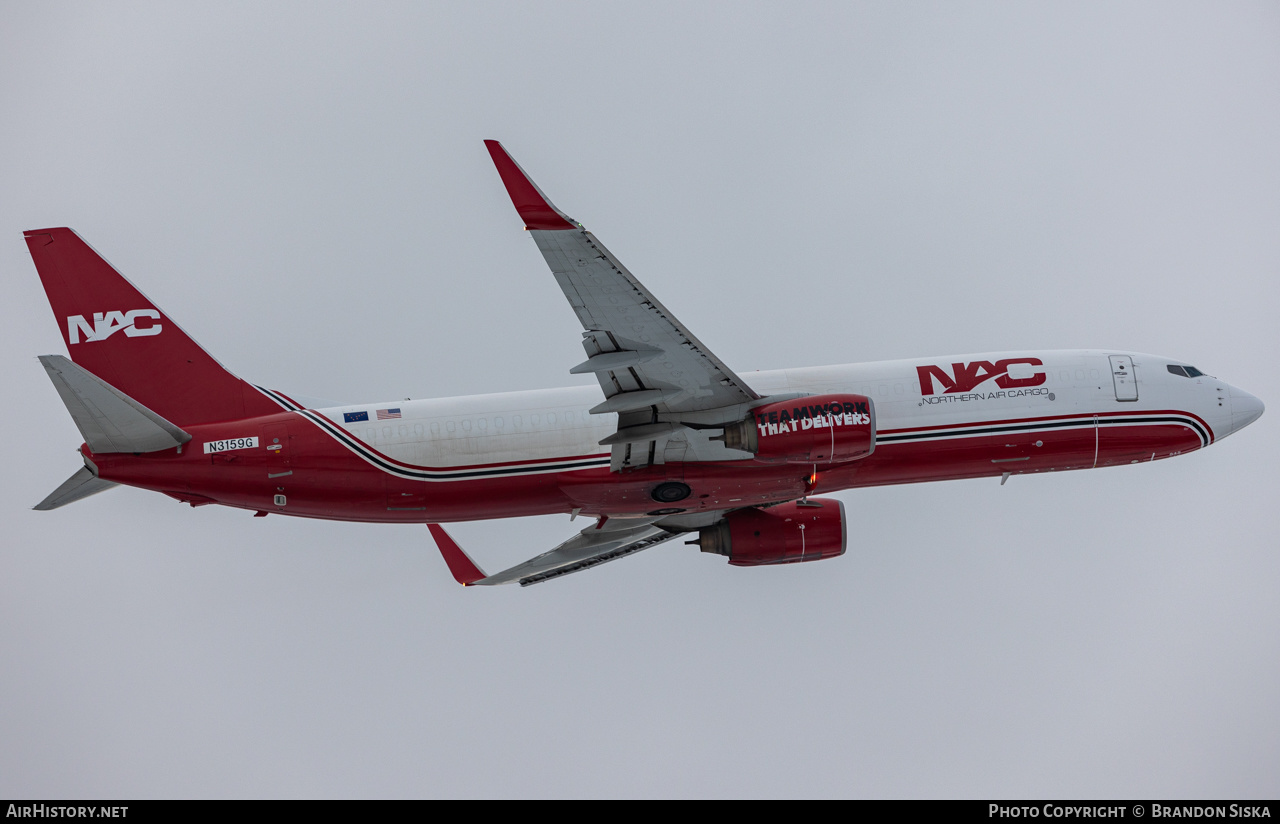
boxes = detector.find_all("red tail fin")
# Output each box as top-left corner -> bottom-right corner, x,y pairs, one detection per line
25,228 -> 282,426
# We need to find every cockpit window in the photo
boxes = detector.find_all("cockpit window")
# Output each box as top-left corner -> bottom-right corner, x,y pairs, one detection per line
1185,366 -> 1204,377
1167,364 -> 1205,378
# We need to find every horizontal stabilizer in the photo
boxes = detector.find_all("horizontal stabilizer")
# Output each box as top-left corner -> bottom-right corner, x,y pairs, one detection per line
34,466 -> 118,511
40,355 -> 191,453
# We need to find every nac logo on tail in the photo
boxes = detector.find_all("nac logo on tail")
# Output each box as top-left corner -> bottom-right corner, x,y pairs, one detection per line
917,358 -> 1046,395
66,310 -> 162,344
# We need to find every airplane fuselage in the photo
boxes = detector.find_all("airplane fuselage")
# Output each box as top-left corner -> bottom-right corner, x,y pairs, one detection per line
28,143 -> 1266,583
86,348 -> 1259,525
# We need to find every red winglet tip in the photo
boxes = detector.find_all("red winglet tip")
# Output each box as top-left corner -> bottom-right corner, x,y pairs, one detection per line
484,140 -> 576,231
427,523 -> 487,586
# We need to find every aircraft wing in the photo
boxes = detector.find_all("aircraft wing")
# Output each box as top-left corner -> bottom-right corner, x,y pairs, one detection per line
485,141 -> 763,470
428,519 -> 680,587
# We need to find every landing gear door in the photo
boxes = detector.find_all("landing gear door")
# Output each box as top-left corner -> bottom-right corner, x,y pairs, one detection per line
1109,355 -> 1138,402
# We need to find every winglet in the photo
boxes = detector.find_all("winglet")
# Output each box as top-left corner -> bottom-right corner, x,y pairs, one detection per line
484,140 -> 577,230
427,524 -> 487,586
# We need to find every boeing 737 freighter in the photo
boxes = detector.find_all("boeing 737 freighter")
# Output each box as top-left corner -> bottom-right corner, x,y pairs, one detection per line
27,141 -> 1265,586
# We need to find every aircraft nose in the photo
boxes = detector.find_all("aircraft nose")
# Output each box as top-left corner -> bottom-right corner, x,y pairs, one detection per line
1230,385 -> 1265,433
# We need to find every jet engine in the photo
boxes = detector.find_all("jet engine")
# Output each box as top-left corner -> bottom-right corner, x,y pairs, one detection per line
696,498 -> 847,566
715,394 -> 875,465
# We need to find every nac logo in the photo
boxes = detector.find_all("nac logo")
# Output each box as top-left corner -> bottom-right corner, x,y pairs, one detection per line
917,358 -> 1046,395
66,310 -> 162,344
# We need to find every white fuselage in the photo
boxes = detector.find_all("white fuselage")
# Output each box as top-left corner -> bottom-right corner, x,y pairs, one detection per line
317,350 -> 1250,471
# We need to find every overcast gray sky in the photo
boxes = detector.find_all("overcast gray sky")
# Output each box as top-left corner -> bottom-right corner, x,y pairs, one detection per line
2,1 -> 1278,798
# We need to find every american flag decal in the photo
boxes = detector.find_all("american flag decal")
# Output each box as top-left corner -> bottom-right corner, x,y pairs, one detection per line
376,408 -> 402,420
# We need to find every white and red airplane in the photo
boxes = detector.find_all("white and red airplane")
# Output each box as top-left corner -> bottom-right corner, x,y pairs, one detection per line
28,141 -> 1264,586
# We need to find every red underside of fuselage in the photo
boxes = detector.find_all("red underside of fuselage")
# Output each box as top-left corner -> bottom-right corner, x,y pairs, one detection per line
86,410 -> 1210,523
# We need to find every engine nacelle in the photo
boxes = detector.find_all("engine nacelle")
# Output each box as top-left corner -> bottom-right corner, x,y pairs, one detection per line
697,498 -> 847,567
717,394 -> 875,465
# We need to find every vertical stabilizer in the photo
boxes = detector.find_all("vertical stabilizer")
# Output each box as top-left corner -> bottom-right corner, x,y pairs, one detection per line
25,228 -> 282,425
